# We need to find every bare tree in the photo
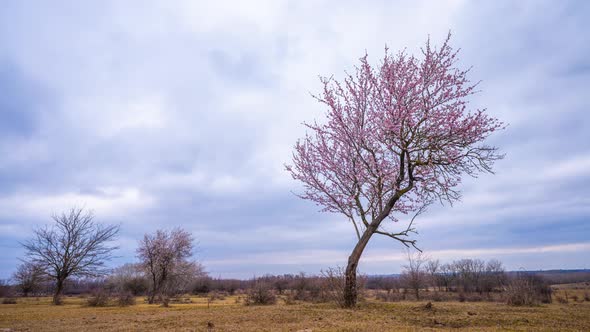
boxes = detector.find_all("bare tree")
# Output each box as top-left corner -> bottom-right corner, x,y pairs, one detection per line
21,208 -> 119,304
439,263 -> 453,292
482,259 -> 506,295
400,251 -> 428,300
12,261 -> 45,297
426,259 -> 441,292
453,258 -> 486,293
137,228 -> 204,305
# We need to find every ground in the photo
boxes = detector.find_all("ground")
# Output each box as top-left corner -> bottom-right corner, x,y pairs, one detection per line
1,288 -> 589,331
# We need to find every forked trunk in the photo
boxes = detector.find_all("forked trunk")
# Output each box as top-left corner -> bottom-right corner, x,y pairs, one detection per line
148,274 -> 158,304
148,285 -> 159,304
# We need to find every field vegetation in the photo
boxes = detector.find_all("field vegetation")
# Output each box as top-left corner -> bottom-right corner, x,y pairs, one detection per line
1,286 -> 590,331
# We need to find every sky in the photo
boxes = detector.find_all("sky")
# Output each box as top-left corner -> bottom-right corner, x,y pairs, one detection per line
0,0 -> 589,279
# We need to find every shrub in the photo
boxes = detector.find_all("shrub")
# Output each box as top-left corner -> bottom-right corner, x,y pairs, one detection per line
192,277 -> 211,295
556,296 -> 568,304
458,292 -> 466,302
431,292 -> 443,302
123,277 -> 149,296
465,293 -> 483,302
584,292 -> 590,302
0,280 -> 12,298
2,297 -> 17,304
284,293 -> 296,305
209,291 -> 226,301
321,267 -> 346,306
87,289 -> 111,307
376,291 -> 401,302
116,291 -> 136,306
160,295 -> 171,307
423,291 -> 456,302
245,280 -> 276,305
506,274 -> 552,306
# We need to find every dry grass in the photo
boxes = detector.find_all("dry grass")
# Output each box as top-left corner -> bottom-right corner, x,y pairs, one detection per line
1,292 -> 589,331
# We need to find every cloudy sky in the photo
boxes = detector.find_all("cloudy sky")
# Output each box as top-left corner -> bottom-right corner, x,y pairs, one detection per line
0,0 -> 589,279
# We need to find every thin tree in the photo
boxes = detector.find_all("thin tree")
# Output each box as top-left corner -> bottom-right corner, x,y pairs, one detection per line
286,33 -> 504,307
400,251 -> 428,300
137,228 -> 203,305
21,208 -> 119,304
426,259 -> 441,292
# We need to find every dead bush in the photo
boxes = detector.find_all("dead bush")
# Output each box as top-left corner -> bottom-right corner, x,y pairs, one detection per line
284,293 -> 296,305
556,296 -> 568,304
506,274 -> 552,306
209,291 -> 226,301
321,267 -> 346,307
116,291 -> 136,306
168,296 -> 192,304
245,280 -> 276,305
431,292 -> 443,302
584,292 -> 590,302
87,289 -> 111,307
465,293 -> 483,302
458,292 -> 466,302
2,297 -> 17,304
376,290 -> 403,302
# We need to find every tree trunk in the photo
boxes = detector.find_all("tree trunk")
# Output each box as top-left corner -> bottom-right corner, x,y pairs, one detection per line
342,192 -> 403,307
148,274 -> 158,304
344,263 -> 357,307
343,227 -> 375,308
53,278 -> 64,305
148,286 -> 157,304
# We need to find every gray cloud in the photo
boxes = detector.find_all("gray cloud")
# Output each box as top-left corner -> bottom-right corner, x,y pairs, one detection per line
0,0 -> 589,278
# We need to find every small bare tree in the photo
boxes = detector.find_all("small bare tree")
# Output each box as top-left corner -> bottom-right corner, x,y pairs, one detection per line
12,261 -> 45,297
400,251 -> 428,300
137,228 -> 203,305
321,267 -> 348,307
482,259 -> 506,295
22,208 -> 119,304
426,259 -> 441,292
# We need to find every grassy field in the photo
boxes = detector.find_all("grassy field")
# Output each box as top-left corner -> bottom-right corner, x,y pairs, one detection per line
1,290 -> 590,331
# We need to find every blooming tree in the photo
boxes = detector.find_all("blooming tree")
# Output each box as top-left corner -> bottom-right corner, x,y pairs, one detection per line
286,34 -> 504,307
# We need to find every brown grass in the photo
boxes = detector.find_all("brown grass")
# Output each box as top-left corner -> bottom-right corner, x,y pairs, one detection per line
1,291 -> 589,331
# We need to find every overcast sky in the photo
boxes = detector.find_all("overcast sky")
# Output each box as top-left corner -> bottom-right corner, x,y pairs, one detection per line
1,0 -> 589,279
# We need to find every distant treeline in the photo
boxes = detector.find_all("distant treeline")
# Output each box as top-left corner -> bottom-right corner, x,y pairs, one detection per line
2,257 -> 589,307
506,270 -> 590,285
5,208 -> 588,308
